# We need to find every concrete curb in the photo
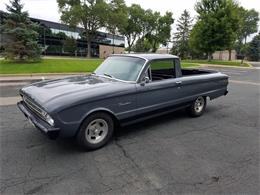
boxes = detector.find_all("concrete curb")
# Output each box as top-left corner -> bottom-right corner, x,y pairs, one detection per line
200,64 -> 254,69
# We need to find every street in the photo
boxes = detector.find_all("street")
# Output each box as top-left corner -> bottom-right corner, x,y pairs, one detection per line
0,66 -> 259,194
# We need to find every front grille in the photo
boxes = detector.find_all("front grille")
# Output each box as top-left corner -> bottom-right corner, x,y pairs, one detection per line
22,95 -> 46,120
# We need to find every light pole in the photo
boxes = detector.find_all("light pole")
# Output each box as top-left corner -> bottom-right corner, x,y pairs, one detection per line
43,26 -> 46,56
112,34 -> 115,54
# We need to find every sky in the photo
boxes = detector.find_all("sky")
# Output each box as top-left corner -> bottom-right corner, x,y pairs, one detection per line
0,0 -> 259,38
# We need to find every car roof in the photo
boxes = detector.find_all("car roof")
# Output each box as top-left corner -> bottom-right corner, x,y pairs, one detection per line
111,53 -> 179,61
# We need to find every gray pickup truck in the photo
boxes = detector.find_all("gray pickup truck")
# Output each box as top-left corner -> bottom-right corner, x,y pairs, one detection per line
18,54 -> 228,150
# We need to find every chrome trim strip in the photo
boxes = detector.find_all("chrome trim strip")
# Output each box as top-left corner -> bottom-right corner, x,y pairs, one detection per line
96,75 -> 136,84
23,97 -> 42,114
22,96 -> 47,122
136,59 -> 149,83
110,54 -> 149,61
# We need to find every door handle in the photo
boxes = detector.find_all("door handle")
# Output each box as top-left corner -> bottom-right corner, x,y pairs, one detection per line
175,81 -> 182,85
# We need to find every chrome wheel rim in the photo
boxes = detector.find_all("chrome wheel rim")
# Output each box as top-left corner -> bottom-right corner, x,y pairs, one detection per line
85,119 -> 108,144
195,97 -> 205,113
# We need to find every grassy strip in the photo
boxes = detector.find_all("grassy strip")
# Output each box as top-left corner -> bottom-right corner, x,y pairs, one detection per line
182,59 -> 250,67
0,58 -> 199,74
0,59 -> 103,74
181,63 -> 200,68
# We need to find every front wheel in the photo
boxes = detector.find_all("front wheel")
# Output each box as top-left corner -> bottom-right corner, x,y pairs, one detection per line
186,96 -> 207,117
76,112 -> 114,150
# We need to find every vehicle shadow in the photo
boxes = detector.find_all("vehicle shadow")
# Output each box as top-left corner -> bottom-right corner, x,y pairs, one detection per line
54,105 -> 218,152
114,109 -> 188,139
114,103 -> 220,139
53,109 -> 188,152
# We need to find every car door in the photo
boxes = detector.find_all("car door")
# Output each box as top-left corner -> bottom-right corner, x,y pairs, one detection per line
135,59 -> 183,116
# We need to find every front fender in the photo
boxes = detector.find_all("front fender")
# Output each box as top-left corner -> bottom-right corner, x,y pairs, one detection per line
56,104 -> 119,137
80,107 -> 119,125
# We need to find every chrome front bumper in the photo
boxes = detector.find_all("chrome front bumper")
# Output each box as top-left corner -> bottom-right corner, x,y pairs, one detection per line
17,101 -> 60,139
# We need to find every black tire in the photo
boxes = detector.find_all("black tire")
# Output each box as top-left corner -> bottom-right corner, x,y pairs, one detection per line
76,112 -> 114,150
186,96 -> 207,117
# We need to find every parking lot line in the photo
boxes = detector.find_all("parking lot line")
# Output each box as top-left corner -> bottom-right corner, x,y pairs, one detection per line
0,82 -> 29,87
222,72 -> 243,75
221,70 -> 247,74
0,96 -> 21,106
230,80 -> 260,86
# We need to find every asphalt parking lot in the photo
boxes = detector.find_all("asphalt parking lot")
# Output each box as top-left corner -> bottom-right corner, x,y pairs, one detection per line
0,66 -> 259,194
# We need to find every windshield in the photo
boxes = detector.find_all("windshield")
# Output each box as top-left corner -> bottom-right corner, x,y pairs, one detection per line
94,56 -> 145,82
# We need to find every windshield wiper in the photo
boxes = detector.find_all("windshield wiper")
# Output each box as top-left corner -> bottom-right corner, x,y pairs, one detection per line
103,73 -> 114,78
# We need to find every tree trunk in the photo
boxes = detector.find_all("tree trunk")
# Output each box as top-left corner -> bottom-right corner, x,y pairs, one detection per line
128,44 -> 131,53
127,39 -> 131,53
87,37 -> 91,58
244,36 -> 247,45
207,52 -> 211,61
241,56 -> 244,65
152,41 -> 157,53
228,49 -> 232,61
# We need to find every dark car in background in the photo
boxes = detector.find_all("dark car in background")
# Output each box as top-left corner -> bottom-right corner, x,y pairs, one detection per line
18,54 -> 228,150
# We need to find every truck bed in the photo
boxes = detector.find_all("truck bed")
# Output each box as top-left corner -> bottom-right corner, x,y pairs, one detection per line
151,68 -> 216,80
181,68 -> 216,76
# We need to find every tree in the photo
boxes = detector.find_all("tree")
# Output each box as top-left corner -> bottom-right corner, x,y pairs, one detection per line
247,32 -> 260,61
119,4 -> 143,53
147,12 -> 174,52
1,0 -> 41,61
57,0 -> 109,58
132,9 -> 159,53
238,8 -> 259,45
139,9 -> 158,40
223,2 -> 240,61
132,37 -> 152,52
235,8 -> 259,60
106,0 -> 127,53
136,9 -> 159,52
63,36 -> 77,55
189,0 -> 240,61
173,10 -> 193,59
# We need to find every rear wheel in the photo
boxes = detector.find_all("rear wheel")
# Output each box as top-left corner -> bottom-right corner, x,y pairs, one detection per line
76,112 -> 114,150
187,96 -> 206,117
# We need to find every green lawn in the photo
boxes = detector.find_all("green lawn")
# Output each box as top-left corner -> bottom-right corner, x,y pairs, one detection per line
182,59 -> 250,67
0,58 -> 103,74
0,58 -> 198,74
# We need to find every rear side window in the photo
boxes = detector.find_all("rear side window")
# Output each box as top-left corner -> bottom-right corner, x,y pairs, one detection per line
149,59 -> 176,81
150,60 -> 174,70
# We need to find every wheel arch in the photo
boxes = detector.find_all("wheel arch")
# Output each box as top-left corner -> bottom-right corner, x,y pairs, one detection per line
76,108 -> 120,136
199,95 -> 208,103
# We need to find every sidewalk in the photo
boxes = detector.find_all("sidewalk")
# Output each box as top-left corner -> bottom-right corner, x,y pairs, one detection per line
0,73 -> 85,83
200,64 -> 254,69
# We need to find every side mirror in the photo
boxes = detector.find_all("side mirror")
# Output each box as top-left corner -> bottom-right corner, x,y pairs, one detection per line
140,76 -> 150,86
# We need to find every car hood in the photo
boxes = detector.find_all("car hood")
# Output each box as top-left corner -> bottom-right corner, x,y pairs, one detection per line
21,75 -> 128,110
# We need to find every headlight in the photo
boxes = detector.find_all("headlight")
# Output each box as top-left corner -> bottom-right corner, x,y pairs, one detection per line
42,112 -> 54,126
